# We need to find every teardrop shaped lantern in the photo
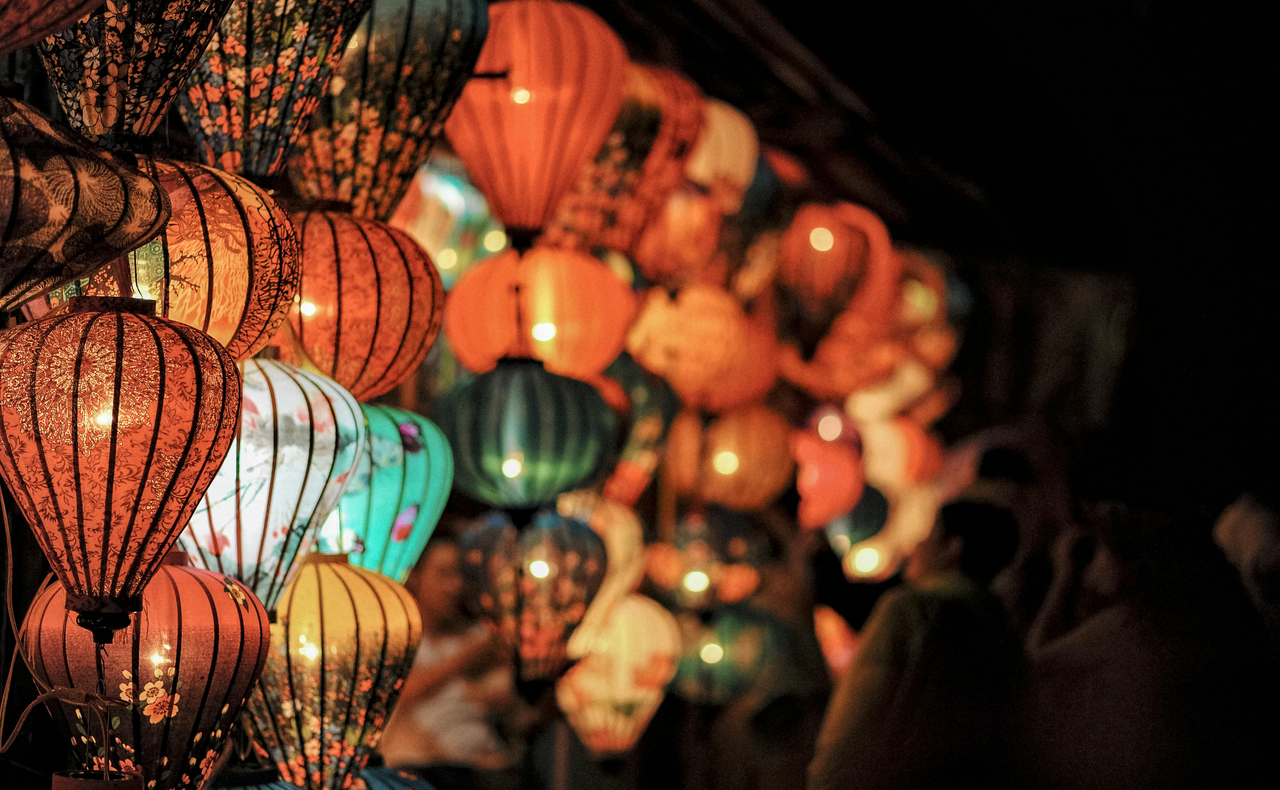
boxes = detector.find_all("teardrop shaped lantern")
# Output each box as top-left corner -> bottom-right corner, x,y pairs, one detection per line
684,100 -> 758,216
0,0 -> 102,54
243,553 -> 422,789
0,97 -> 169,311
178,0 -> 375,178
23,556 -> 270,790
316,404 -> 453,583
630,185 -> 724,288
288,0 -> 489,220
556,594 -> 680,756
556,490 -> 645,659
0,298 -> 240,642
444,0 -> 628,233
280,211 -> 444,401
179,359 -> 365,614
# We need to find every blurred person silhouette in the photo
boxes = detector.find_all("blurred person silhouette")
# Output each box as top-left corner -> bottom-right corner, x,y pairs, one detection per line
1213,492 -> 1280,647
808,501 -> 1021,790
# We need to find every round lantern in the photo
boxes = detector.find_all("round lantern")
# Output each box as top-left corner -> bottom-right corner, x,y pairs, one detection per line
684,99 -> 758,215
824,484 -> 888,558
688,306 -> 778,413
0,0 -> 102,54
0,97 -> 169,311
280,211 -> 444,401
287,0 -> 489,220
778,202 -> 895,317
23,556 -> 270,789
645,508 -> 764,610
444,0 -> 628,232
243,553 -> 422,789
630,185 -> 724,288
556,594 -> 680,755
0,298 -> 240,642
178,0 -> 374,178
179,359 -> 365,614
459,510 -> 607,681
792,427 -> 865,532
626,285 -> 751,404
679,404 -> 795,512
316,404 -> 454,583
435,358 -> 617,508
443,247 -> 636,380
672,607 -> 782,705
557,490 -> 646,659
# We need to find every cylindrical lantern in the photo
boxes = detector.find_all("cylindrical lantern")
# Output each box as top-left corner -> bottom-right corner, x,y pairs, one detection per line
316,404 -> 454,583
444,0 -> 628,232
287,0 -> 489,220
436,358 -> 617,508
243,553 -> 422,789
630,186 -> 724,288
672,606 -> 782,705
0,0 -> 102,54
280,211 -> 444,401
556,594 -> 680,755
684,99 -> 758,215
23,557 -> 270,789
179,359 -> 365,614
0,298 -> 240,641
626,285 -> 751,404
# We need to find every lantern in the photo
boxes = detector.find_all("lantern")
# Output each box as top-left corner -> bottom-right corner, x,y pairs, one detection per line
279,211 -> 444,401
824,485 -> 889,558
316,404 -> 454,583
645,509 -> 764,610
178,0 -> 374,178
443,247 -> 636,380
556,594 -> 680,755
23,556 -> 270,790
858,417 -> 944,489
626,285 -> 751,404
664,404 -> 795,512
0,0 -> 102,54
599,352 -> 681,507
0,298 -> 240,642
460,510 -> 607,680
684,100 -> 758,215
444,0 -> 628,233
672,607 -> 782,705
778,202 -> 889,316
179,359 -> 365,614
37,0 -> 234,150
435,358 -> 617,508
792,426 -> 865,532
630,186 -> 724,288
243,553 -> 422,789
685,303 -> 778,414
287,0 -> 489,220
0,97 -> 169,311
896,249 -> 957,372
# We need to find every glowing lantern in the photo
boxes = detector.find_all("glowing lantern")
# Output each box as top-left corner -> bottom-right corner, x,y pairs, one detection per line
0,0 -> 102,53
778,202 -> 893,315
684,99 -> 758,215
792,427 -> 865,531
686,303 -> 778,413
243,553 -> 422,789
23,555 -> 270,789
895,249 -> 957,372
645,509 -> 764,610
599,352 -> 682,507
443,247 -> 636,379
317,404 -> 454,583
287,0 -> 488,220
460,510 -> 607,680
435,358 -> 617,508
672,607 -> 782,705
556,594 -> 680,755
664,404 -> 794,512
626,285 -> 751,403
0,298 -> 240,642
859,417 -> 944,489
178,0 -> 374,178
557,491 -> 646,659
179,359 -> 365,614
823,484 -> 889,558
444,0 -> 628,232
0,97 -> 169,311
279,211 -> 444,401
630,186 -> 724,288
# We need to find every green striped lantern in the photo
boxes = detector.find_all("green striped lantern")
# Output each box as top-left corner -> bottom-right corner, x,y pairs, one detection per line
436,358 -> 618,509
317,404 -> 453,582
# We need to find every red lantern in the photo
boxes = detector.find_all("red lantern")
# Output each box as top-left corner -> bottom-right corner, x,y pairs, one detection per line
779,202 -> 887,313
630,185 -> 724,288
0,298 -> 240,642
444,0 -> 628,232
0,0 -> 103,54
626,284 -> 751,404
684,100 -> 758,215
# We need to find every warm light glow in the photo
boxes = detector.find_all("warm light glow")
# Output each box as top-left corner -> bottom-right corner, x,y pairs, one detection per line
511,88 -> 532,104
150,652 -> 164,665
817,414 -> 843,442
531,322 -> 557,342
502,456 -> 523,478
682,570 -> 711,593
483,230 -> 507,252
299,302 -> 317,317
700,642 -> 724,664
94,411 -> 114,427
299,642 -> 319,661
809,227 -> 835,252
528,560 -> 551,579
852,547 -> 881,574
437,248 -> 458,270
712,451 -> 740,475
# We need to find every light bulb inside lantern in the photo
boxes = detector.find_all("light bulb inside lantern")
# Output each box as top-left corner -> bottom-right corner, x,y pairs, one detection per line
150,652 -> 164,665
437,248 -> 457,270
511,88 -> 532,104
531,322 -> 557,342
683,570 -> 711,593
817,414 -> 843,442
502,455 -> 523,478
852,547 -> 881,574
528,560 -> 551,579
299,302 -> 318,317
483,230 -> 507,252
712,451 -> 740,475
94,411 -> 114,427
810,227 -> 835,252
700,642 -> 724,664
299,642 -> 319,661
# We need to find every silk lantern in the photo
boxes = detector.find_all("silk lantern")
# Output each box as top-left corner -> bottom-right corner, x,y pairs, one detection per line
778,202 -> 889,316
672,607 -> 782,705
0,297 -> 240,642
645,508 -> 763,610
178,0 -> 374,179
179,359 -> 365,614
0,0 -> 103,53
669,404 -> 795,512
287,0 -> 489,220
23,555 -> 270,789
316,404 -> 453,583
684,100 -> 758,215
557,490 -> 646,659
0,97 -> 169,311
685,302 -> 778,413
792,425 -> 865,531
436,358 -> 617,508
630,185 -> 724,288
244,553 -> 421,789
280,211 -> 443,401
444,0 -> 628,233
443,247 -> 636,380
556,594 -> 680,755
626,284 -> 751,404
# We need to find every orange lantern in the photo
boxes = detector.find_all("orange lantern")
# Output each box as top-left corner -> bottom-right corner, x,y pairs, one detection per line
0,0 -> 102,54
895,248 -> 957,371
688,302 -> 778,414
630,185 -> 724,288
858,417 -> 944,489
279,211 -> 444,401
779,202 -> 888,313
684,99 -> 758,215
699,404 -> 795,511
0,298 -> 240,642
444,0 -> 628,233
626,284 -> 751,404
443,246 -> 635,379
791,428 -> 864,531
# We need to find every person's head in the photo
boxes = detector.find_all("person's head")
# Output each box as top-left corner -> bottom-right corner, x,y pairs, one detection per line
906,501 -> 1019,586
407,535 -> 464,625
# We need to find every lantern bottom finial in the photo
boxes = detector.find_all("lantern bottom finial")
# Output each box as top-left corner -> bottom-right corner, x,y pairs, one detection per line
66,593 -> 142,644
74,611 -> 133,644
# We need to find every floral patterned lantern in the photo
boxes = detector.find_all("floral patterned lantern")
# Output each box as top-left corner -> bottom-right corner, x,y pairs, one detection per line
684,99 -> 758,215
556,490 -> 645,659
243,553 -> 421,789
0,297 -> 240,642
279,211 -> 444,401
630,185 -> 724,288
645,508 -> 764,610
444,0 -> 628,233
287,0 -> 488,220
626,284 -> 751,404
556,594 -> 680,755
23,554 -> 270,790
317,404 -> 454,583
672,606 -> 782,705
179,359 -> 365,614
0,97 -> 169,311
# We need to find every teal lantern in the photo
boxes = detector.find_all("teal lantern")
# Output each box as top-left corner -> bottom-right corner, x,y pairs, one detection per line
672,606 -> 785,705
317,404 -> 453,582
436,358 -> 617,509
824,484 -> 890,558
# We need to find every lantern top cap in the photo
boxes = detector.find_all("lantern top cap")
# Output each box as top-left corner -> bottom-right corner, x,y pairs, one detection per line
49,296 -> 157,317
303,552 -> 350,566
